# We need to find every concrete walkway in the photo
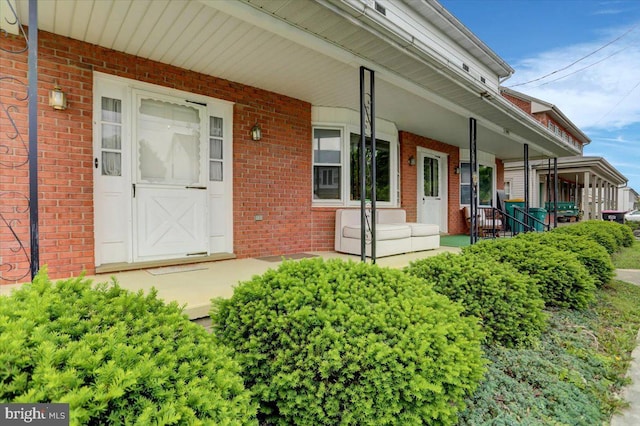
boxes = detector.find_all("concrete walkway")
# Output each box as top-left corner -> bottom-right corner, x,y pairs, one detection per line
611,269 -> 640,426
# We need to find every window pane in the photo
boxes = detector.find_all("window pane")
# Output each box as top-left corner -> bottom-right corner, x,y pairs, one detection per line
102,152 -> 121,176
138,99 -> 201,184
460,184 -> 471,205
313,129 -> 341,164
460,163 -> 471,184
424,157 -> 439,197
209,162 -> 222,181
210,139 -> 222,160
102,124 -> 121,150
313,166 -> 341,200
349,133 -> 390,202
210,116 -> 223,138
479,165 -> 493,206
101,97 -> 121,123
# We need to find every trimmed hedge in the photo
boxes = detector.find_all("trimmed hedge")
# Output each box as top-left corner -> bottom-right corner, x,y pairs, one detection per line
0,271 -> 256,425
463,238 -> 596,309
211,258 -> 485,426
513,231 -> 614,287
405,252 -> 546,347
551,220 -> 631,254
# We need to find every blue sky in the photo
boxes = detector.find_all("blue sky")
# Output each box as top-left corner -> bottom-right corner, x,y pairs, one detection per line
440,0 -> 640,194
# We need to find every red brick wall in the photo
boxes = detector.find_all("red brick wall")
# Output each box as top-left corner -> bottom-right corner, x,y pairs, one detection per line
1,30 -> 313,283
501,92 -> 531,114
399,131 -> 466,235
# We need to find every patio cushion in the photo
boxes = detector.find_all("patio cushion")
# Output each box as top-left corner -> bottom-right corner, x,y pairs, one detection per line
342,224 -> 412,241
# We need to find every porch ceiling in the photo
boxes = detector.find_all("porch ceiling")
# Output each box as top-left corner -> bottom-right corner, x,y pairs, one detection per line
16,0 -> 580,161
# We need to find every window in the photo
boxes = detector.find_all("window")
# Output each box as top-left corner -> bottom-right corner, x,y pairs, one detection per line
209,116 -> 223,181
460,162 -> 494,206
100,97 -> 122,176
137,98 -> 201,185
349,133 -> 391,202
423,156 -> 439,197
313,128 -> 342,200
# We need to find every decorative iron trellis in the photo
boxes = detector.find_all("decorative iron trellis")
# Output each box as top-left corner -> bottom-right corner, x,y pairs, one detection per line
1,0 -> 38,281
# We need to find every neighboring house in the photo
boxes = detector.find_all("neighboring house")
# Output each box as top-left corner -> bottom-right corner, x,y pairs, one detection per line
619,187 -> 640,211
501,89 -> 627,219
0,0 -> 581,284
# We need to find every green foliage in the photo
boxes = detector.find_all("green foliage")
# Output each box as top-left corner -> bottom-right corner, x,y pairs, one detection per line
514,231 -> 614,287
0,270 -> 256,426
463,238 -> 596,309
211,258 -> 485,426
405,252 -> 546,347
459,281 -> 640,425
551,220 -> 628,254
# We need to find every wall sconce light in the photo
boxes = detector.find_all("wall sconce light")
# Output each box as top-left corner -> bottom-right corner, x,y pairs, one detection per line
48,85 -> 67,110
454,166 -> 461,174
408,155 -> 416,166
251,123 -> 262,141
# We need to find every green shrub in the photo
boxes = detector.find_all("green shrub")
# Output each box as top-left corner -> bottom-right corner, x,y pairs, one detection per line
514,231 -> 614,287
0,271 -> 256,426
211,258 -> 485,426
463,238 -> 596,309
405,252 -> 546,347
551,221 -> 621,254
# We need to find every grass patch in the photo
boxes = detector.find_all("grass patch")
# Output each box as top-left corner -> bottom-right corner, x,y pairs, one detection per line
458,280 -> 640,425
612,240 -> 640,269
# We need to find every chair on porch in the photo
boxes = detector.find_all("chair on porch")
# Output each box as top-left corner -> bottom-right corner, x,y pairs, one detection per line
463,206 -> 504,238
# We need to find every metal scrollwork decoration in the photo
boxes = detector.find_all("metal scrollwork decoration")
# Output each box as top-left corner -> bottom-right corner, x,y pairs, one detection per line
1,0 -> 31,281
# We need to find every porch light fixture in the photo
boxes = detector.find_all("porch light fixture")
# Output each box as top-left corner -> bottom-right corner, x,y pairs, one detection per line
251,123 -> 262,141
408,155 -> 416,166
454,166 -> 461,174
49,85 -> 67,110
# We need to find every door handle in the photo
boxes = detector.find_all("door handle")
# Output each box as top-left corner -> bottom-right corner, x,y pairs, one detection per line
132,183 -> 136,198
94,158 -> 99,169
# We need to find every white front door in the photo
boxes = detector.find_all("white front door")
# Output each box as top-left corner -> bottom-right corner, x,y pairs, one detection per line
417,148 -> 447,232
132,93 -> 208,261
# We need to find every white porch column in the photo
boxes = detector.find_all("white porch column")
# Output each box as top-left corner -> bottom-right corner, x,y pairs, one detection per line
596,178 -> 603,219
605,182 -> 611,210
590,175 -> 597,220
582,172 -> 590,220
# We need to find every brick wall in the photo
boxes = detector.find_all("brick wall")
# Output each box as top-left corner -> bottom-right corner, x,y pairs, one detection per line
1,30 -> 313,283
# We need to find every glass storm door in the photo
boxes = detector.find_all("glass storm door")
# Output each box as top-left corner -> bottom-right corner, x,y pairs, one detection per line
133,94 -> 208,261
418,151 -> 446,231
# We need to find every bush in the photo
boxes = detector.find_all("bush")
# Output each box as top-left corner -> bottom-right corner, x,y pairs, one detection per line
211,258 -> 485,426
551,221 -> 622,254
0,271 -> 256,425
405,252 -> 546,347
463,238 -> 596,309
514,231 -> 614,287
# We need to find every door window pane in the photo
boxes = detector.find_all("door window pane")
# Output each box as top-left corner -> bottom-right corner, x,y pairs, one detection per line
209,116 -> 223,181
101,97 -> 122,176
313,129 -> 341,200
137,98 -> 201,184
423,157 -> 439,197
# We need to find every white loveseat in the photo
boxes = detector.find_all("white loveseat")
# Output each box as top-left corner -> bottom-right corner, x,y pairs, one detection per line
335,209 -> 440,257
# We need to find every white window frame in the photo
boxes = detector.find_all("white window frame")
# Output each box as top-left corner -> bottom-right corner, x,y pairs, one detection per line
311,110 -> 399,207
459,150 -> 497,207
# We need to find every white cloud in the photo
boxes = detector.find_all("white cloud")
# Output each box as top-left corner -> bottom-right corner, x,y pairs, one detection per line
504,23 -> 640,131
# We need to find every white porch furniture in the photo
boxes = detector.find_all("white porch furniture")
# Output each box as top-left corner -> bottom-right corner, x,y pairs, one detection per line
335,209 -> 440,257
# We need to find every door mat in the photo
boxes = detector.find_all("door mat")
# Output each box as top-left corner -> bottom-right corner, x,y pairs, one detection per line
146,265 -> 208,275
257,253 -> 318,263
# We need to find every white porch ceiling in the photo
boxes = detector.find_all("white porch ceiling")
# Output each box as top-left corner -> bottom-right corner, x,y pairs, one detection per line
15,0 -> 581,161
